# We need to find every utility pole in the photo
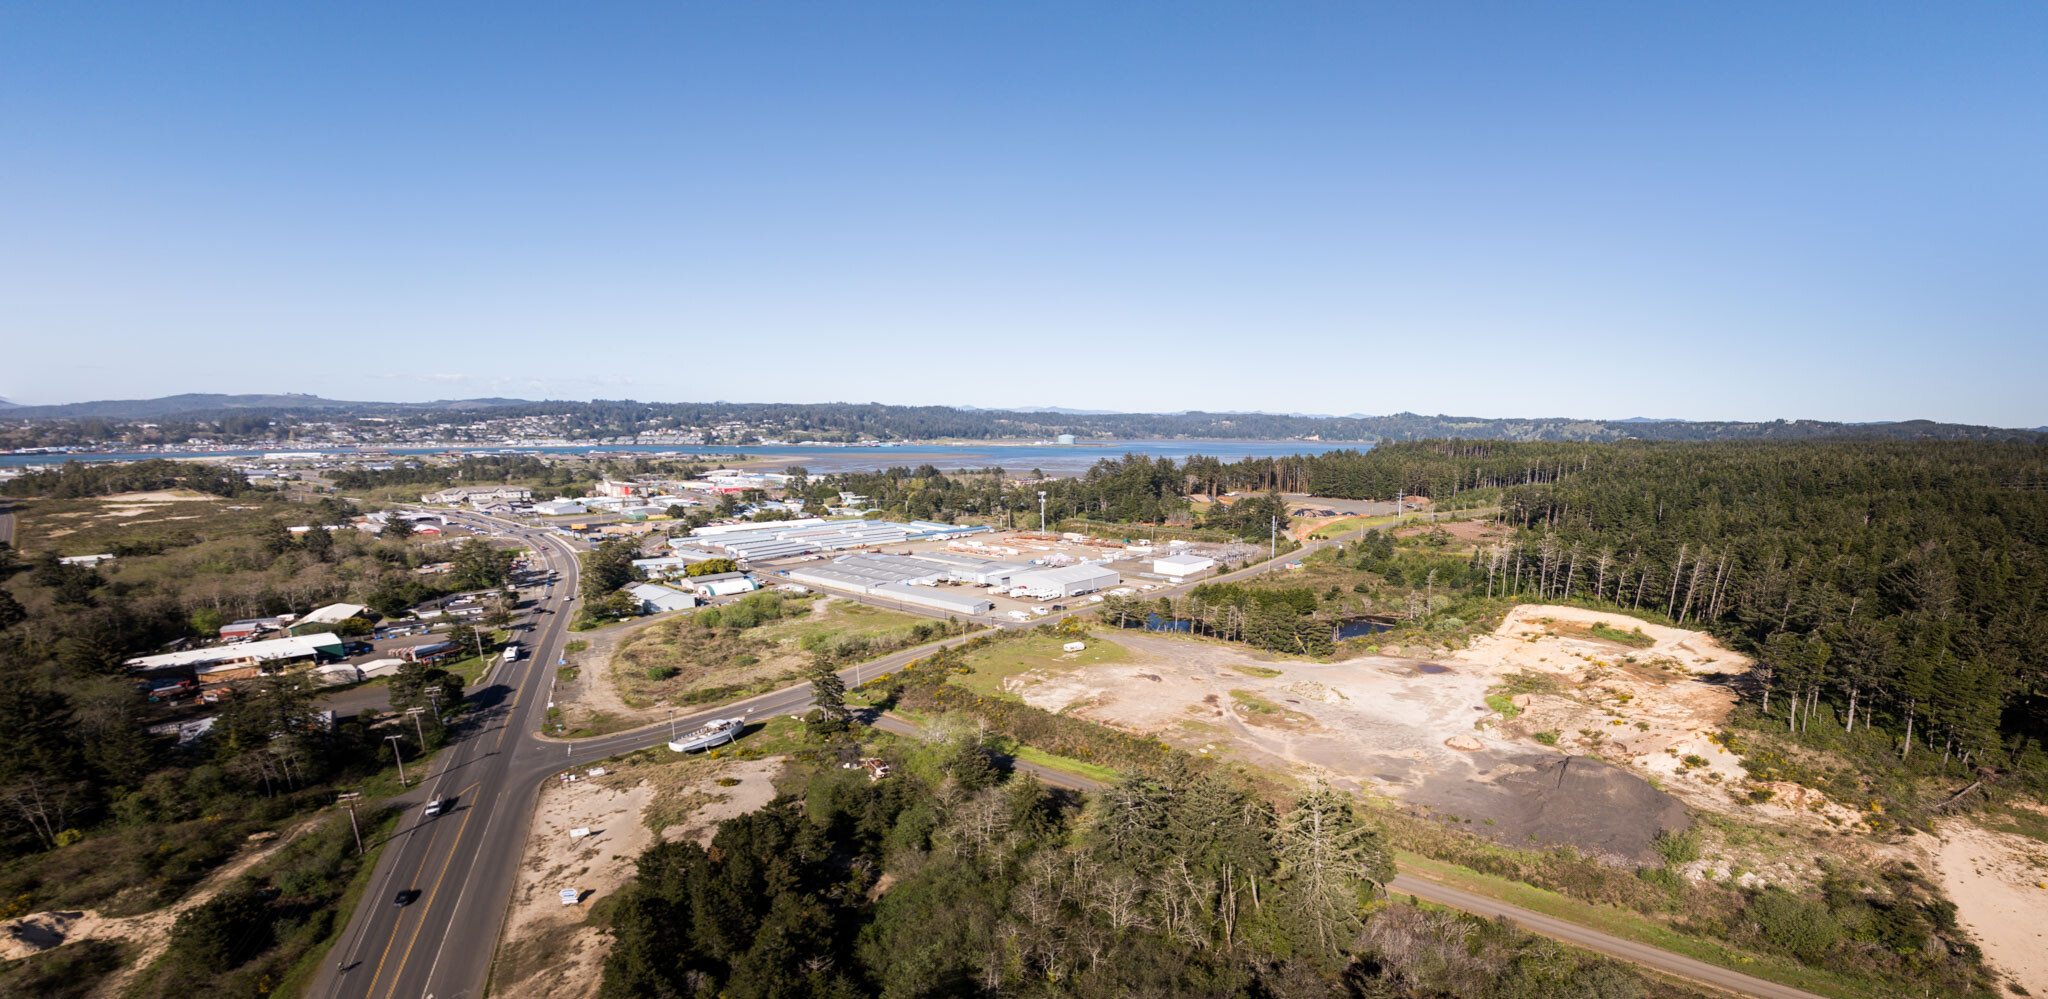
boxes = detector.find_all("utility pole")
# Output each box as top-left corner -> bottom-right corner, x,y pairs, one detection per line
336,792 -> 364,855
385,734 -> 408,786
667,707 -> 677,741
406,706 -> 429,746
1269,515 -> 1276,571
1038,491 -> 1047,536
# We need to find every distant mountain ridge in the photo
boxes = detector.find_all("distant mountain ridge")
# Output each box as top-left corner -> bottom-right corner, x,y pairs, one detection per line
2,393 -> 530,420
2,394 -> 2042,445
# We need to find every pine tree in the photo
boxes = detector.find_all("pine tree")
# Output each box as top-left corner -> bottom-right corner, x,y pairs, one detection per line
1275,781 -> 1393,956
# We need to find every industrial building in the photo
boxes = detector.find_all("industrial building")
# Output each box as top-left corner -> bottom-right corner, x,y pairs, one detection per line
1008,564 -> 1121,599
688,519 -> 989,561
421,485 -> 534,506
1152,553 -> 1216,579
125,633 -> 346,673
533,499 -> 588,516
689,573 -> 760,598
783,554 -> 996,616
626,582 -> 697,614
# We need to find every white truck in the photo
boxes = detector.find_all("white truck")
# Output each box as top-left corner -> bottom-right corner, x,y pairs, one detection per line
504,643 -> 521,662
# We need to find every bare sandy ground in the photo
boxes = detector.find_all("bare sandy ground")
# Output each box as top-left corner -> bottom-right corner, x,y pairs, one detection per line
100,490 -> 217,502
1453,605 -> 1758,807
1010,626 -> 1687,861
1934,822 -> 2048,993
0,819 -> 316,996
490,756 -> 783,998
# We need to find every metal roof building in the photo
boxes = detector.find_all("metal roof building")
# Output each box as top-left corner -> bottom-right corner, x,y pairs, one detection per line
627,582 -> 697,614
692,520 -> 991,561
1009,565 -> 1122,599
783,554 -> 995,616
1153,554 -> 1217,578
125,633 -> 346,673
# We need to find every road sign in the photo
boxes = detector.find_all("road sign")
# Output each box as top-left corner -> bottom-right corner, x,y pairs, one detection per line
560,889 -> 580,905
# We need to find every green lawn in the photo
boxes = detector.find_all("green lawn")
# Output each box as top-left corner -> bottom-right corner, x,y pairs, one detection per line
949,633 -> 1129,700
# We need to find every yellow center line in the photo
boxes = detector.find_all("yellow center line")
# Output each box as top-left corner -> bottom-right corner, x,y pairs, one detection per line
378,777 -> 485,999
361,800 -> 451,994
375,560 -> 553,998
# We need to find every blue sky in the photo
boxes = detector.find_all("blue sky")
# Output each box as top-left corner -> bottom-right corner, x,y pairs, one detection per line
3,2 -> 2043,425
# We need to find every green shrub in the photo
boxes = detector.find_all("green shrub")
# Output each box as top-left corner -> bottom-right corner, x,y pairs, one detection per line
1651,828 -> 1700,866
646,665 -> 681,681
1534,730 -> 1560,746
1749,887 -> 1842,960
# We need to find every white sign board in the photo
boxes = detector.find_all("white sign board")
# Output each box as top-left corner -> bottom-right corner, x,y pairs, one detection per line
569,827 -> 591,840
560,889 -> 580,905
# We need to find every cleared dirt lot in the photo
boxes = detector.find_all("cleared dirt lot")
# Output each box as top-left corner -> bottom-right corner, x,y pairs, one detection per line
1456,605 -> 1755,812
1002,622 -> 1690,863
491,755 -> 784,998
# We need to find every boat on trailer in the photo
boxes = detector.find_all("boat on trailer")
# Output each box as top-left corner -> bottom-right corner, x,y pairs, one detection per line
668,717 -> 744,753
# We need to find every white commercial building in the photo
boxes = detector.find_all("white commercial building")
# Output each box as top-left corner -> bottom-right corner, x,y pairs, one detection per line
1153,553 -> 1216,579
695,576 -> 760,598
533,499 -> 588,516
299,602 -> 370,627
125,633 -> 346,673
1009,565 -> 1121,599
783,554 -> 997,616
626,582 -> 697,614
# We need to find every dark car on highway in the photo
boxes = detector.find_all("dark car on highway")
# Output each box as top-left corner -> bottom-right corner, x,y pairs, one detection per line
394,889 -> 419,907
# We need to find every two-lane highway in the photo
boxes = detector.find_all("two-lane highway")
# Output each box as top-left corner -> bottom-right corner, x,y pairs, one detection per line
312,520 -> 585,999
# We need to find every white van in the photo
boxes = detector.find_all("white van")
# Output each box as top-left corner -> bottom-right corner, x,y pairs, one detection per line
504,643 -> 521,662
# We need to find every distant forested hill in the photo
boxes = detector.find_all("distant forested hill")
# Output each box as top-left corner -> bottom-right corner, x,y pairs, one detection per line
3,394 -> 2041,444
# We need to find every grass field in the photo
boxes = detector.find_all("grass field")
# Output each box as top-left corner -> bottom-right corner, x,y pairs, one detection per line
948,633 -> 1130,700
1308,513 -> 1398,539
614,596 -> 945,707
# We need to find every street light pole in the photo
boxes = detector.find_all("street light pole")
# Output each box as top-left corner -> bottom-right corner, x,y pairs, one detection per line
384,734 -> 408,786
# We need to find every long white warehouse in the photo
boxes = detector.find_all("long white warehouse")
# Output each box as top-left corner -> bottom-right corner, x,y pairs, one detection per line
1008,565 -> 1121,599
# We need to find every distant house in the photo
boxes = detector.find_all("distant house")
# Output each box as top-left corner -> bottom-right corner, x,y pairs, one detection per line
59,553 -> 116,567
220,617 -> 284,640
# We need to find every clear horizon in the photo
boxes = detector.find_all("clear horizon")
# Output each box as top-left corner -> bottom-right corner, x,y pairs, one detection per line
3,3 -> 2044,425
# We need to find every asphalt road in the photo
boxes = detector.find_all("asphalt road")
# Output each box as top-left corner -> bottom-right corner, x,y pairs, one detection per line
311,511 -> 1822,999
